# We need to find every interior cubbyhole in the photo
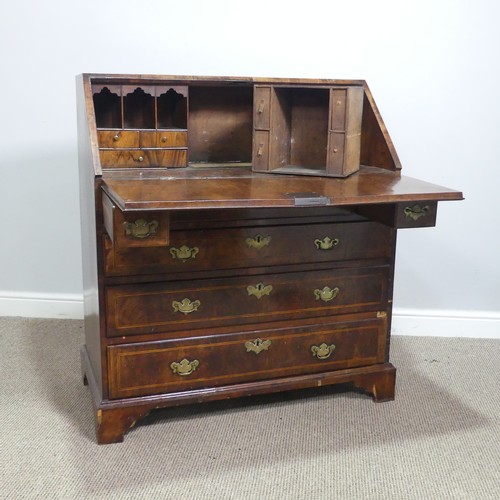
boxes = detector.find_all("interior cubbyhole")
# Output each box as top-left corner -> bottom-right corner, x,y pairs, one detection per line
157,89 -> 187,129
188,86 -> 253,165
123,88 -> 155,129
93,87 -> 122,129
272,87 -> 330,172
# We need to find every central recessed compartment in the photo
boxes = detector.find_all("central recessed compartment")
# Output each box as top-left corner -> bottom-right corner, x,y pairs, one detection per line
188,86 -> 253,166
273,87 -> 330,173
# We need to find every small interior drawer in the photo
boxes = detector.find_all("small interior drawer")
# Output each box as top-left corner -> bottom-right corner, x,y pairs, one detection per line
102,193 -> 169,248
254,86 -> 271,130
155,149 -> 188,167
253,130 -> 270,171
99,149 -> 153,168
330,89 -> 347,131
140,131 -> 188,148
107,313 -> 388,398
97,130 -> 139,148
99,149 -> 187,168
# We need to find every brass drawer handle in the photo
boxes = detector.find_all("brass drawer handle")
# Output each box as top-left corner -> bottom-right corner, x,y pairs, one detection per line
314,237 -> 339,250
172,298 -> 201,315
246,234 -> 271,249
170,245 -> 199,260
311,343 -> 336,360
170,358 -> 199,376
113,133 -> 120,141
247,283 -> 273,299
123,219 -> 159,239
314,286 -> 340,302
404,204 -> 430,221
245,338 -> 272,354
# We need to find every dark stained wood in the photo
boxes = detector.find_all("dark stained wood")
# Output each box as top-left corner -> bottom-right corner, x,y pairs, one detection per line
102,193 -> 170,248
108,314 -> 388,399
77,73 -> 461,443
356,201 -> 438,229
105,265 -> 389,337
188,86 -> 253,164
360,82 -> 401,171
76,75 -> 104,396
253,86 -> 271,130
352,363 -> 396,402
104,220 -> 393,277
82,341 -> 395,444
101,166 -> 463,212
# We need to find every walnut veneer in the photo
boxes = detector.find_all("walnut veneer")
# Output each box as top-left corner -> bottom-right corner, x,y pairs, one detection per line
77,74 -> 462,443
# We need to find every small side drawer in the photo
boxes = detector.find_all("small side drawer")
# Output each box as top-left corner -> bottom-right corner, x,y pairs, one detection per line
254,86 -> 271,130
253,130 -> 270,172
140,131 -> 188,148
396,201 -> 438,228
104,220 -> 394,277
107,313 -> 388,398
105,265 -> 389,337
355,202 -> 438,229
97,130 -> 140,148
330,89 -> 347,131
328,132 -> 345,171
102,193 -> 169,248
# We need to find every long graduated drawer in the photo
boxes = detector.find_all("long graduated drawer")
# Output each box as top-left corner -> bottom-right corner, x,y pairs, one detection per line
105,265 -> 389,337
107,312 -> 388,398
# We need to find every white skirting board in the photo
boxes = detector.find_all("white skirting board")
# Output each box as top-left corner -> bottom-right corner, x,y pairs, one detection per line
0,292 -> 84,320
392,308 -> 500,339
0,293 -> 499,339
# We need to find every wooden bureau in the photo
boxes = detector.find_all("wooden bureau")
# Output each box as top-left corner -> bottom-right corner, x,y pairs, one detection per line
77,74 -> 462,444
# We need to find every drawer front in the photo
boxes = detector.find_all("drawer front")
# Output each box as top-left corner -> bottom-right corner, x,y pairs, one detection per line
105,221 -> 393,276
254,86 -> 271,130
105,266 -> 389,337
102,193 -> 170,248
140,131 -> 188,148
100,149 -> 187,168
328,132 -> 345,171
100,149 -> 153,168
155,148 -> 187,167
253,130 -> 270,171
107,313 -> 387,398
330,90 -> 347,131
97,130 -> 140,148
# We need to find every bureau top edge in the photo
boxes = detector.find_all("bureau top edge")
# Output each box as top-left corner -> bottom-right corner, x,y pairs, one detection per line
81,73 -> 366,87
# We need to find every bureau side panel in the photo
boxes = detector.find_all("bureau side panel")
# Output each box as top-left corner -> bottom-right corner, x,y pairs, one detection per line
77,74 -> 105,398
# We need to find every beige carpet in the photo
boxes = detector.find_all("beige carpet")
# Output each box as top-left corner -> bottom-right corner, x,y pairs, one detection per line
1,316 -> 499,499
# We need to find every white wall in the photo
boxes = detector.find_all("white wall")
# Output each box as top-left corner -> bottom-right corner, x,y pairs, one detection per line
1,0 -> 499,335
